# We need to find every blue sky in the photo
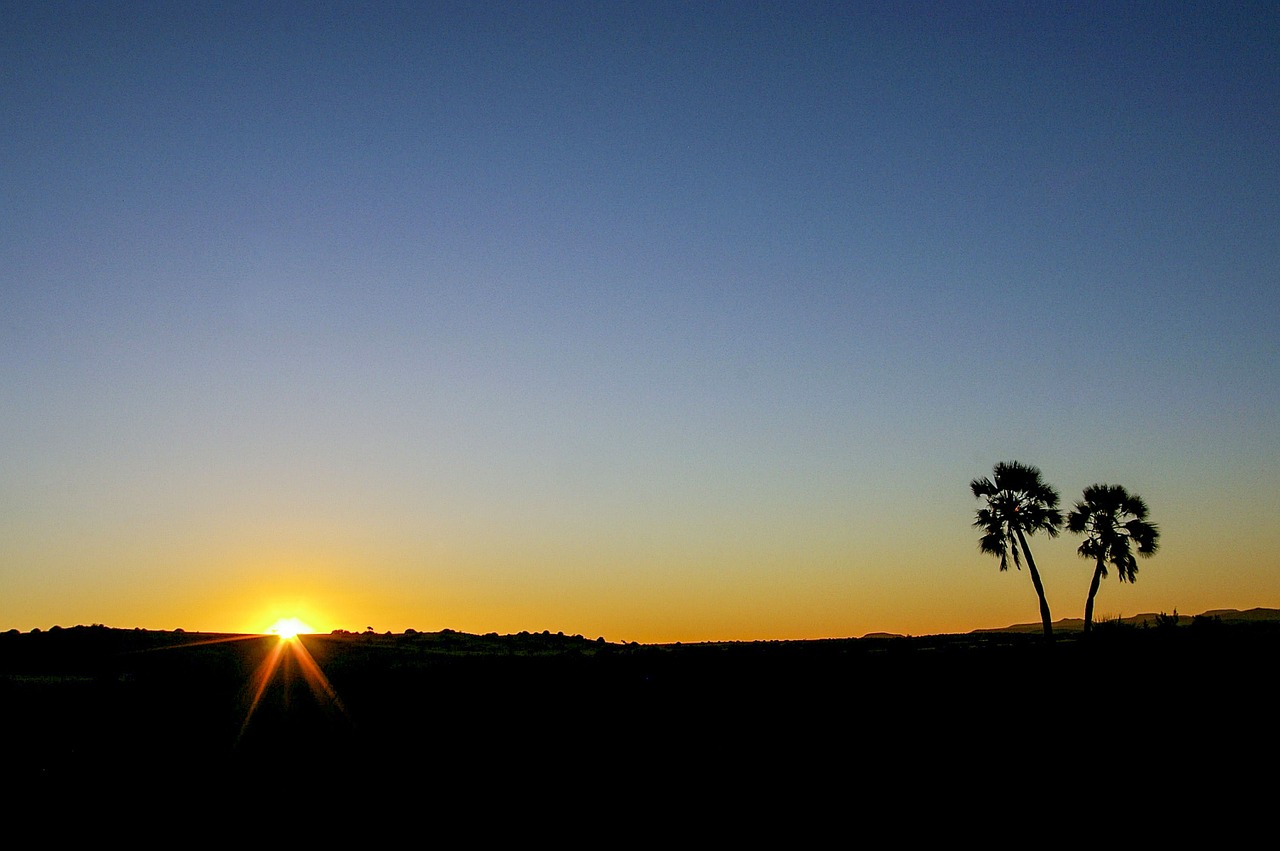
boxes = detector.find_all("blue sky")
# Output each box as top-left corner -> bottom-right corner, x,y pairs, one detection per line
3,1 -> 1277,639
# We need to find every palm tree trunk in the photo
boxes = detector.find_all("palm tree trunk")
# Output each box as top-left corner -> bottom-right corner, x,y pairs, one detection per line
1083,555 -> 1105,634
1015,527 -> 1053,640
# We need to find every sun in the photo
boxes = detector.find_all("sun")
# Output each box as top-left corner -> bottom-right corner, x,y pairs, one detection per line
266,617 -> 313,640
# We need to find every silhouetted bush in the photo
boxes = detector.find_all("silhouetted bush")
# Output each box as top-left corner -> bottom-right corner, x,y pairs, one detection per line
1191,614 -> 1223,632
1093,616 -> 1135,635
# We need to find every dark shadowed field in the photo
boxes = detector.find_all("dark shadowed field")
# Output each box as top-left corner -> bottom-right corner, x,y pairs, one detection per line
3,620 -> 1275,829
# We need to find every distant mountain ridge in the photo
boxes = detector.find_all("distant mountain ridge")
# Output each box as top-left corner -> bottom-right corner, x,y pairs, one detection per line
970,606 -> 1280,635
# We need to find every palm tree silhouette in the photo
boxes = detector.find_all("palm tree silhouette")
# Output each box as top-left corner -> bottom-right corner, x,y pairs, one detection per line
1066,484 -> 1160,633
971,461 -> 1063,640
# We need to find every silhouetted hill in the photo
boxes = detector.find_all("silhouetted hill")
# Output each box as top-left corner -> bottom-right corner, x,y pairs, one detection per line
971,606 -> 1280,634
1199,606 -> 1280,622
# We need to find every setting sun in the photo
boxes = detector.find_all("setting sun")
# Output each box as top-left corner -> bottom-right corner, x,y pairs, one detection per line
267,617 -> 313,640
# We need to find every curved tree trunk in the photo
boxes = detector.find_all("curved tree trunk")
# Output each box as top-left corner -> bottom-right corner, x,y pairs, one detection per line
1083,555 -> 1105,634
1015,527 -> 1053,641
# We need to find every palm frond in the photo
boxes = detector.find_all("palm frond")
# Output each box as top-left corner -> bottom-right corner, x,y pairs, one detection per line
971,461 -> 1060,572
1067,482 -> 1160,583
970,476 -> 996,499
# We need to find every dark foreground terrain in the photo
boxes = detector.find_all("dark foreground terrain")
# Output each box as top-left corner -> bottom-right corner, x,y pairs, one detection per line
3,620 -> 1276,828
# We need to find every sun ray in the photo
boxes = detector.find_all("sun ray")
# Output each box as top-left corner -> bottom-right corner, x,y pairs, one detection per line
291,636 -> 348,716
237,638 -> 287,744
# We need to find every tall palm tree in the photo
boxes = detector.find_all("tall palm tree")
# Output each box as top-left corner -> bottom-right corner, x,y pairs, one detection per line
971,461 -> 1063,640
1066,483 -> 1160,634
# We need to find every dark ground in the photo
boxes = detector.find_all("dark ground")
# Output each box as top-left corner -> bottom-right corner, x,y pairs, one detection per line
2,621 -> 1275,829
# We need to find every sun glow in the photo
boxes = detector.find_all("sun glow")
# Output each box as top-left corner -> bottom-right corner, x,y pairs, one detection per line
266,617 -> 313,640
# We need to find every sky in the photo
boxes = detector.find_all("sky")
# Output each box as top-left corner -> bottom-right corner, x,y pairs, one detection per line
3,1 -> 1277,641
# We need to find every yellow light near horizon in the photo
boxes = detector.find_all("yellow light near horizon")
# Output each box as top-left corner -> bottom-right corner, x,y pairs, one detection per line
267,617 -> 312,640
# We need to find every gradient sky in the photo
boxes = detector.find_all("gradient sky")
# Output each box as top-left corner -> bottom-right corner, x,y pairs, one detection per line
4,1 -> 1277,641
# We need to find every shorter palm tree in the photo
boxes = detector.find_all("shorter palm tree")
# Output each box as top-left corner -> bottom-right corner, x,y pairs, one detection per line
1066,483 -> 1160,633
